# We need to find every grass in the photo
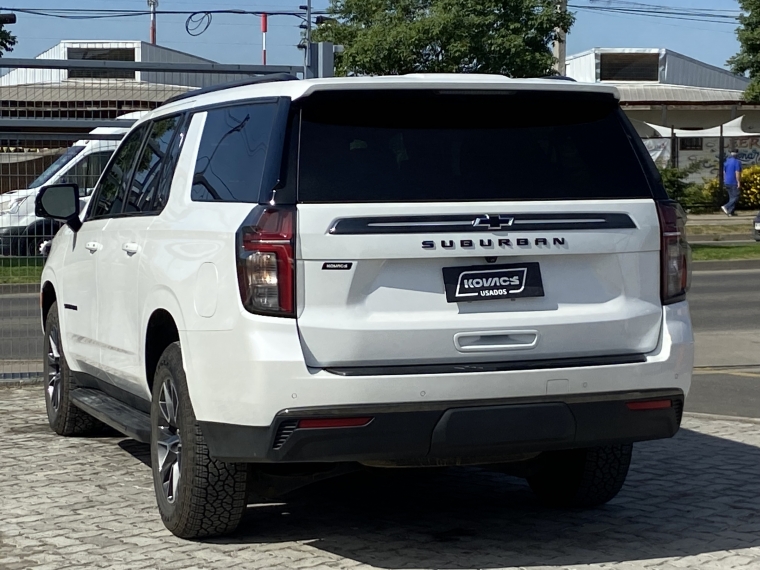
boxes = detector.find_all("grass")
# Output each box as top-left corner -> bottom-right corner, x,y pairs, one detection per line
0,258 -> 44,284
687,224 -> 755,236
691,243 -> 760,261
2,245 -> 759,283
0,265 -> 43,284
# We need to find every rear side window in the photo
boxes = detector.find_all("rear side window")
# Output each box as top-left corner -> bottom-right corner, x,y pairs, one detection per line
297,90 -> 655,203
191,103 -> 279,203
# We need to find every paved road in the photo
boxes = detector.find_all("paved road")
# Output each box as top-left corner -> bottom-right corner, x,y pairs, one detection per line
2,270 -> 760,416
4,385 -> 760,570
689,268 -> 760,332
0,293 -> 42,363
2,268 -> 759,361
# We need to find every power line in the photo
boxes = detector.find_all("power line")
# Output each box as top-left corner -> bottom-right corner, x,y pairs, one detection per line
0,7 -> 329,18
570,3 -> 740,25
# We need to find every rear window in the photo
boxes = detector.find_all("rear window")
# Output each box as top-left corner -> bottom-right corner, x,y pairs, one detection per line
297,90 -> 655,203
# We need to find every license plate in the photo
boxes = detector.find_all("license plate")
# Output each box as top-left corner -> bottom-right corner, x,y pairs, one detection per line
442,263 -> 544,303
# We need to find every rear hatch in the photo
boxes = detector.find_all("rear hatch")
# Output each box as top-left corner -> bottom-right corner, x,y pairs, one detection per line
294,88 -> 665,368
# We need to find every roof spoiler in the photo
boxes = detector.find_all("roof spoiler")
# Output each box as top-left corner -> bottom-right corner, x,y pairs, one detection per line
160,73 -> 299,107
541,75 -> 577,82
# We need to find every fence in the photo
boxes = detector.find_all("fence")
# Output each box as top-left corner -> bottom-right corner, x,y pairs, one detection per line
0,57 -> 300,382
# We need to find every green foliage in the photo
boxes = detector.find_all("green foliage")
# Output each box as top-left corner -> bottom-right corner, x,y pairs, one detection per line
702,164 -> 760,208
0,24 -> 16,56
656,162 -> 713,212
658,162 -> 702,200
729,0 -> 760,102
313,0 -> 575,77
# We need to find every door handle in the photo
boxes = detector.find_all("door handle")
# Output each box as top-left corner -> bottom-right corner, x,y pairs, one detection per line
122,242 -> 139,254
85,242 -> 100,253
453,330 -> 539,353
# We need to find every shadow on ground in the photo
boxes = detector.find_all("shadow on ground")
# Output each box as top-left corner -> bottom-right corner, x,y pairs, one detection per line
120,427 -> 760,568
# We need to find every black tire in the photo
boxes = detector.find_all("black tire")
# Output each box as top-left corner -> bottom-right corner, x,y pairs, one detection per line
527,444 -> 633,508
150,342 -> 249,539
44,302 -> 103,435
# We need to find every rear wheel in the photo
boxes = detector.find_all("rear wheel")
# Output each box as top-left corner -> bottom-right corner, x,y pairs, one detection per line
150,342 -> 249,539
44,302 -> 103,435
527,444 -> 632,507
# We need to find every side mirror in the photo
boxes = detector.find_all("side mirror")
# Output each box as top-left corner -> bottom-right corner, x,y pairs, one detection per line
35,183 -> 82,232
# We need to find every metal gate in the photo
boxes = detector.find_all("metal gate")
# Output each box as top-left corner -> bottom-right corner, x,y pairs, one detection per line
0,57 -> 299,382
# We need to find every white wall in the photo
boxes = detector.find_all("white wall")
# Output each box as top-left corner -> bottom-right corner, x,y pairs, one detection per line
566,51 -> 597,82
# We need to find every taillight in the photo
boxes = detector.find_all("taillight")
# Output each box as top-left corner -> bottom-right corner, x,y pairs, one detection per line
236,205 -> 296,317
657,200 -> 691,305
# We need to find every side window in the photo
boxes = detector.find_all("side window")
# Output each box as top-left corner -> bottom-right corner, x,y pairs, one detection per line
124,115 -> 182,214
153,116 -> 188,212
191,103 -> 279,202
64,150 -> 114,195
88,126 -> 148,219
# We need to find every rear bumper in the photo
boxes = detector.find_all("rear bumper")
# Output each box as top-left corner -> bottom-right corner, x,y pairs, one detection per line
200,388 -> 684,463
182,301 -> 694,428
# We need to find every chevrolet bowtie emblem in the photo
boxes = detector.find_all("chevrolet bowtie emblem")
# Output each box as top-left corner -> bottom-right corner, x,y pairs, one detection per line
472,214 -> 515,229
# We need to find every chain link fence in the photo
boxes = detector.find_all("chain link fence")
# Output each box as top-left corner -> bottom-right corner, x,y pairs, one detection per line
0,57 -> 298,382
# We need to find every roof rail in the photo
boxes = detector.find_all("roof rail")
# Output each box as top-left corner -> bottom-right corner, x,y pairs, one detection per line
541,75 -> 577,82
160,73 -> 299,107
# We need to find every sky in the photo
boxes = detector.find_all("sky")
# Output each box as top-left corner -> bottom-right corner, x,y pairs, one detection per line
0,0 -> 745,73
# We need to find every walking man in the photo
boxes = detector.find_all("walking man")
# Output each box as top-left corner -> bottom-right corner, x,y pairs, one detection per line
722,149 -> 742,216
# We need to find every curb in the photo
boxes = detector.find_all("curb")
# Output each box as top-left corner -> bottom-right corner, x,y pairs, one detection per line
684,411 -> 760,424
0,283 -> 38,295
692,258 -> 760,271
0,375 -> 43,388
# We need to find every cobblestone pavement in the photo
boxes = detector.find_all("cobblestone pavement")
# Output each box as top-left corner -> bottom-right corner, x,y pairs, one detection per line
3,386 -> 760,570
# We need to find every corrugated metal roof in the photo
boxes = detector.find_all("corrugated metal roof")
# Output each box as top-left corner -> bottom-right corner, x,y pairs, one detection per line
0,80 -> 192,102
613,83 -> 744,104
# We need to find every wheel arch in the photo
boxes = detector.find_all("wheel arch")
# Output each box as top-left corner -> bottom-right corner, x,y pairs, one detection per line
41,280 -> 57,333
144,309 -> 180,395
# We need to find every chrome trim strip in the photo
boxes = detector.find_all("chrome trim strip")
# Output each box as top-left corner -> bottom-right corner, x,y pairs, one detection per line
328,213 -> 636,235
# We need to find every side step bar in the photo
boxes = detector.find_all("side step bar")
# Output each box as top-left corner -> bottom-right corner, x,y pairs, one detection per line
70,388 -> 151,443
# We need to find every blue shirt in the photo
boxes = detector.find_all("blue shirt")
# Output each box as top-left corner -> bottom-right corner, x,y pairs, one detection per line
724,156 -> 742,186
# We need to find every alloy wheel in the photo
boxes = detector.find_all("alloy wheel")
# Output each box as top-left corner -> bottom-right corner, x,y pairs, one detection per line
46,326 -> 62,412
157,378 -> 182,503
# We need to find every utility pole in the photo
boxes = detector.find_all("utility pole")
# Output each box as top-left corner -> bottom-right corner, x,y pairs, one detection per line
553,0 -> 567,76
261,14 -> 268,65
299,0 -> 313,77
147,0 -> 158,45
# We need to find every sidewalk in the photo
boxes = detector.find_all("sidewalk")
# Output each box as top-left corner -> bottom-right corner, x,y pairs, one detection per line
0,360 -> 43,384
686,211 -> 758,226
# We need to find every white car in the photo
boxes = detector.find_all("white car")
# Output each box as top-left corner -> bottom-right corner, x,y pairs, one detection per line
36,74 -> 694,539
0,112 -> 145,256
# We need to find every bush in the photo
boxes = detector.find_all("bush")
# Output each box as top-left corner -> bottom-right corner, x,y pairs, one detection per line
739,165 -> 760,208
658,163 -> 715,212
699,166 -> 760,211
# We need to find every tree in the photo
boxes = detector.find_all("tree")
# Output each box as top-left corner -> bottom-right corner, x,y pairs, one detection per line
0,24 -> 16,56
312,0 -> 574,77
729,0 -> 760,102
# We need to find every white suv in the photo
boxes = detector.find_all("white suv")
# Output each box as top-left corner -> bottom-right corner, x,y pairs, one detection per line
36,74 -> 694,539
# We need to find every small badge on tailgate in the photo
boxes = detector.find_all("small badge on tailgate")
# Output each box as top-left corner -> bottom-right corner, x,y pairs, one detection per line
442,263 -> 544,302
322,262 -> 353,270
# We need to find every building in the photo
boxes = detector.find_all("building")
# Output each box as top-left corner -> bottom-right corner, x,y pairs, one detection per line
0,41 -> 254,192
0,40 -> 251,122
567,48 -> 759,178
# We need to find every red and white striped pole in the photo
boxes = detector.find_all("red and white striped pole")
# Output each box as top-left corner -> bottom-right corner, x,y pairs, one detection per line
261,13 -> 268,65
